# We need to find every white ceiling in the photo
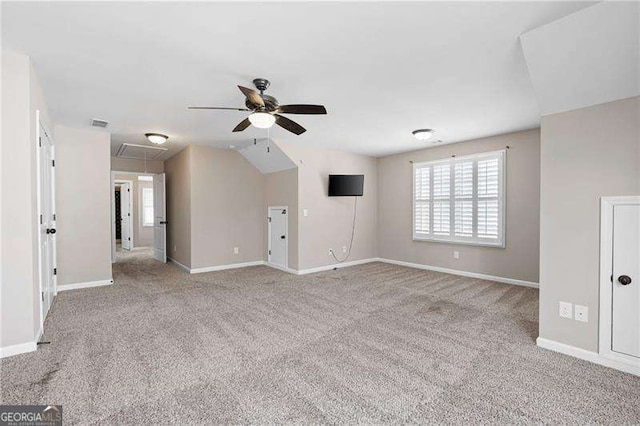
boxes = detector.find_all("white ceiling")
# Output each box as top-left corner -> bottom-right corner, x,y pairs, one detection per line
520,1 -> 639,116
2,1 -> 593,158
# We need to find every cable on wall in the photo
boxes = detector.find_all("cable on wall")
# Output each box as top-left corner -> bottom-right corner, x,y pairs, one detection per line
330,196 -> 358,264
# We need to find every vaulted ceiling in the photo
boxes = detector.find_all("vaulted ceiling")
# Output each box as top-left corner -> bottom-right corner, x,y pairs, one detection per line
2,1 -> 594,158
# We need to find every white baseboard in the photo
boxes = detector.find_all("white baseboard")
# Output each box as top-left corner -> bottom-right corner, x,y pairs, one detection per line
296,258 -> 379,275
378,258 -> 539,289
190,260 -> 265,274
0,341 -> 37,359
537,337 -> 640,377
168,257 -> 191,273
57,279 -> 114,292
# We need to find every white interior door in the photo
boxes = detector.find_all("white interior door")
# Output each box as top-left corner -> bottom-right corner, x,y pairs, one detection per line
268,207 -> 287,268
612,204 -> 640,358
38,123 -> 56,321
120,182 -> 131,250
153,173 -> 167,263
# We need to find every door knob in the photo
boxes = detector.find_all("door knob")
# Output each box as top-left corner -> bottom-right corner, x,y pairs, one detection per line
280,235 -> 285,239
618,275 -> 632,285
46,228 -> 56,234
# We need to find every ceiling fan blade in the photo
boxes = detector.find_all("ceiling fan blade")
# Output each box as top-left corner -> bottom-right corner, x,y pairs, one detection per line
188,106 -> 250,111
275,114 -> 306,135
275,104 -> 327,115
232,118 -> 252,132
238,85 -> 264,108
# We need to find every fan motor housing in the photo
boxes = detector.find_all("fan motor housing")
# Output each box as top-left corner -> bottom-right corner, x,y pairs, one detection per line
246,94 -> 279,111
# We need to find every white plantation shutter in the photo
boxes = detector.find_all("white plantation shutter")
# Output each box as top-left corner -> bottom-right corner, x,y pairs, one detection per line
414,166 -> 430,236
142,187 -> 154,226
413,150 -> 505,246
432,164 -> 450,235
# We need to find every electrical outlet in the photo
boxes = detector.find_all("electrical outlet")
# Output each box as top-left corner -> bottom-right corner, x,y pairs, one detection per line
328,248 -> 333,255
303,209 -> 308,217
174,245 -> 177,252
342,246 -> 347,253
559,301 -> 573,319
453,251 -> 460,259
575,305 -> 589,323
233,247 -> 239,255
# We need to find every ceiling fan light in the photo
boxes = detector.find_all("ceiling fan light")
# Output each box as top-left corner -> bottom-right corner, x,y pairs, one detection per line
412,129 -> 435,141
249,112 -> 275,129
145,133 -> 169,145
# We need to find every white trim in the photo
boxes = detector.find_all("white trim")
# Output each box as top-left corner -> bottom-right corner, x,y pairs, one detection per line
57,279 -> 114,292
168,257 -> 191,273
537,337 -> 640,377
296,258 -> 379,275
0,342 -> 37,359
190,260 -> 265,274
378,258 -> 539,288
599,196 -> 640,369
267,206 -> 289,270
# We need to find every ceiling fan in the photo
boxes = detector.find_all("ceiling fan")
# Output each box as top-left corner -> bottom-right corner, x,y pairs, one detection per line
188,78 -> 327,135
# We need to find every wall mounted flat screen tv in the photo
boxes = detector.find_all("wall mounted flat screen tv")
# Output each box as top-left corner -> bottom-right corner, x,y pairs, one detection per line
328,174 -> 364,196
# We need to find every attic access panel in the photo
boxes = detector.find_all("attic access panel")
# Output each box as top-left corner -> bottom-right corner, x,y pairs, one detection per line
116,143 -> 168,161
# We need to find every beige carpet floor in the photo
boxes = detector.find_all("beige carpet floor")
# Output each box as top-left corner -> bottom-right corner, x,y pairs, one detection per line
1,249 -> 639,424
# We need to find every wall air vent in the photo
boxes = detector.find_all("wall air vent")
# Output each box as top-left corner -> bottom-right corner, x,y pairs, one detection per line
91,118 -> 109,128
116,143 -> 168,161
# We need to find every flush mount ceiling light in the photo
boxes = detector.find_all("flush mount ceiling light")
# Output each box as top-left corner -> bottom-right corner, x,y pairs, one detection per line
248,111 -> 276,129
412,129 -> 435,141
145,133 -> 169,145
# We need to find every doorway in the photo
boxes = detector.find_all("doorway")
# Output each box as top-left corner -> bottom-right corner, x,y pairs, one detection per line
37,114 -> 57,327
110,172 -> 166,263
267,206 -> 288,269
599,196 -> 640,374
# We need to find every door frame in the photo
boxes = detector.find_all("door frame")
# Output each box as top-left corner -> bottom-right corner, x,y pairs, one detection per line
267,206 -> 288,269
36,110 -> 57,331
599,196 -> 640,372
111,173 -> 134,261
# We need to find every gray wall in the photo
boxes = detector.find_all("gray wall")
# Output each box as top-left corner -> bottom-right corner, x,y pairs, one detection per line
55,125 -> 112,285
539,96 -> 640,351
1,51 -> 52,348
264,168 -> 299,270
377,129 -> 540,282
164,147 -> 191,268
278,141 -> 378,270
189,145 -> 265,269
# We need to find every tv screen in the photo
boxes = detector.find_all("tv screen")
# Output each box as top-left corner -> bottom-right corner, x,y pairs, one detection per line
329,175 -> 364,197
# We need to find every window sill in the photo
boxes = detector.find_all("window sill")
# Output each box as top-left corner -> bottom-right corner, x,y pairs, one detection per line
413,236 -> 505,248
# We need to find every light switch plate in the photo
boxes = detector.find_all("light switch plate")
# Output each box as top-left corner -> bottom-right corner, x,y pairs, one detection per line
453,251 -> 460,259
575,305 -> 588,322
559,301 -> 573,319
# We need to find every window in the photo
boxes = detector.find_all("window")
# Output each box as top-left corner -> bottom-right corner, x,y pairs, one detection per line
142,187 -> 154,227
413,150 -> 505,247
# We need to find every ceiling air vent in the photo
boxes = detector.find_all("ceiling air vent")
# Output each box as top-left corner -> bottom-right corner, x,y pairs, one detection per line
91,118 -> 109,128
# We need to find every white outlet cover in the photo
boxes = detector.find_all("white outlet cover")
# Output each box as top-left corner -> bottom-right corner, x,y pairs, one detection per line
303,209 -> 308,217
453,251 -> 460,259
234,247 -> 239,254
575,305 -> 589,323
342,246 -> 347,253
559,301 -> 573,319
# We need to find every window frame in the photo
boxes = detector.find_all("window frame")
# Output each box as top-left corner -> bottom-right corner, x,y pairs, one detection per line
412,149 -> 506,248
141,187 -> 154,228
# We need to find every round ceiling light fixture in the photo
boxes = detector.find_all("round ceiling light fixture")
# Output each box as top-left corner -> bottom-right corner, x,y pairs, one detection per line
248,111 -> 276,129
145,133 -> 169,145
412,129 -> 435,141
